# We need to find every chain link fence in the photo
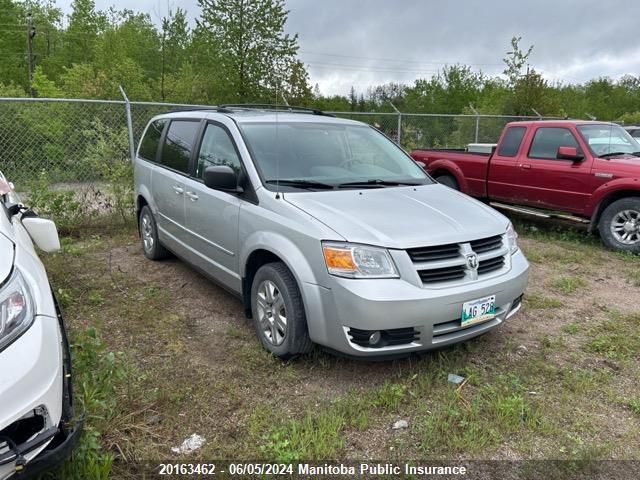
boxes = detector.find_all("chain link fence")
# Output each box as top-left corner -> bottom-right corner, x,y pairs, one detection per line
0,96 -> 561,227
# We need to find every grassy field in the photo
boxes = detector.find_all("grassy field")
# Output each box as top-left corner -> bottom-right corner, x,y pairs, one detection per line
40,219 -> 640,479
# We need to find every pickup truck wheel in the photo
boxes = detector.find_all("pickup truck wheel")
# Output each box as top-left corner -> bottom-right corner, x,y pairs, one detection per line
599,198 -> 640,253
251,262 -> 313,359
434,174 -> 459,190
139,205 -> 169,260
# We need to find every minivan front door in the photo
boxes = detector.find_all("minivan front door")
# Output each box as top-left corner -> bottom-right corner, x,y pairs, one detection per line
183,122 -> 243,292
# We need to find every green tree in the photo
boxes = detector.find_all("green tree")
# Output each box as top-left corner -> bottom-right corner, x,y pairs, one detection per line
19,0 -> 65,83
0,0 -> 27,88
64,0 -> 105,65
509,67 -> 557,116
160,8 -> 189,101
283,59 -> 312,105
503,36 -> 533,88
31,65 -> 62,97
195,0 -> 305,102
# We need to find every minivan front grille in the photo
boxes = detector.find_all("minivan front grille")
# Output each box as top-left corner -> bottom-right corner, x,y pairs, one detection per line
478,256 -> 505,275
418,265 -> 466,284
470,235 -> 503,254
408,234 -> 506,286
407,243 -> 460,262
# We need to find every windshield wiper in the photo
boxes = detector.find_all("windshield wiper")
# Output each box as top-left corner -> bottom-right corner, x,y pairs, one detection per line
599,151 -> 632,158
337,179 -> 421,188
265,179 -> 335,190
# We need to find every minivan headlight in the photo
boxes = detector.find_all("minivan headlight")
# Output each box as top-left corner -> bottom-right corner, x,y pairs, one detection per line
0,269 -> 35,351
506,222 -> 519,254
322,242 -> 399,278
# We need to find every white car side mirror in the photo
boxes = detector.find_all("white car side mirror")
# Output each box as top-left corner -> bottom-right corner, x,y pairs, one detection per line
21,217 -> 61,252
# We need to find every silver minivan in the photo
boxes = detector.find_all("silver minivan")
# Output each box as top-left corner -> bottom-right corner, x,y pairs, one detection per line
134,107 -> 529,359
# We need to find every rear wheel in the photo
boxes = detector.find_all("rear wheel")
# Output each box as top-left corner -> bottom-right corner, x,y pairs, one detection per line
139,205 -> 169,260
251,262 -> 313,359
598,197 -> 640,253
435,174 -> 459,190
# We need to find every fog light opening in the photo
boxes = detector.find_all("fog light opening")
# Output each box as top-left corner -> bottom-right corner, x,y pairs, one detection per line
369,331 -> 382,346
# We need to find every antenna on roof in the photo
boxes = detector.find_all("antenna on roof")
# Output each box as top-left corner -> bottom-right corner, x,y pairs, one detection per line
275,82 -> 281,200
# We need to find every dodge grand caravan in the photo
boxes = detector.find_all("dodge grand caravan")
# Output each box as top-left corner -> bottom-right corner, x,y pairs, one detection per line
134,107 -> 529,358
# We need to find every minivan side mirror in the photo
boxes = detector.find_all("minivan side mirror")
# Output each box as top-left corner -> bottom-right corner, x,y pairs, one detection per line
557,146 -> 584,162
21,216 -> 60,252
203,165 -> 244,193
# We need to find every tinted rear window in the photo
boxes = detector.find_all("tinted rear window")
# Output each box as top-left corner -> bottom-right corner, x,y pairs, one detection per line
138,119 -> 167,161
160,120 -> 200,173
497,126 -> 526,157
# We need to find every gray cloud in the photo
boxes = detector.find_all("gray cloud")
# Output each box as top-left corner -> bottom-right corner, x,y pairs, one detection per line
57,0 -> 640,95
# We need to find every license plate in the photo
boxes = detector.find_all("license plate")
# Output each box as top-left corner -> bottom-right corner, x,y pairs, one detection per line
461,295 -> 496,327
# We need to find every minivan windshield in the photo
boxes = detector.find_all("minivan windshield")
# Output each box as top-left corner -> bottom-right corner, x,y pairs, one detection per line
577,124 -> 640,158
240,122 -> 432,190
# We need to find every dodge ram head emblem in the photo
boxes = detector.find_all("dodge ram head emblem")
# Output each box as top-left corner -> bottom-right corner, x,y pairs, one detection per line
466,253 -> 478,270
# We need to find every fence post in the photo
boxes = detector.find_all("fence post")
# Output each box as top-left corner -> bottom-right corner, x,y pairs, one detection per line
390,102 -> 402,145
119,85 -> 135,164
469,104 -> 480,143
531,108 -> 543,120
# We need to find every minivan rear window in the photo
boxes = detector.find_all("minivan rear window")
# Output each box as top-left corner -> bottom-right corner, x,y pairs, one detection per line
138,119 -> 167,162
160,120 -> 200,173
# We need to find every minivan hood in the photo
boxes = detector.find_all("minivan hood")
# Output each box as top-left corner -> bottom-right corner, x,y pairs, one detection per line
0,233 -> 14,284
284,184 -> 508,249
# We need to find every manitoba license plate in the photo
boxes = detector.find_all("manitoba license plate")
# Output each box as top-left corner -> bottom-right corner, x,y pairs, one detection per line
461,295 -> 496,327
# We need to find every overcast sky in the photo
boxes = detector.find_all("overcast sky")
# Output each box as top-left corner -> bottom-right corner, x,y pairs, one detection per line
55,0 -> 640,96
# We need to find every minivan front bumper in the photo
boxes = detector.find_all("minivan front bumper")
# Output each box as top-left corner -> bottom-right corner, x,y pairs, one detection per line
304,250 -> 529,357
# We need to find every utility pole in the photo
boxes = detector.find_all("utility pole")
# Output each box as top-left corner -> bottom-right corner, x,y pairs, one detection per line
26,13 -> 36,97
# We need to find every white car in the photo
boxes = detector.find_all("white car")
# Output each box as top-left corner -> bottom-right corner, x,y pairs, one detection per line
0,172 -> 81,479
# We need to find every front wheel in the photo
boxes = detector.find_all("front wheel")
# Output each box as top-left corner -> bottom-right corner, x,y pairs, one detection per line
598,198 -> 640,253
251,262 -> 313,359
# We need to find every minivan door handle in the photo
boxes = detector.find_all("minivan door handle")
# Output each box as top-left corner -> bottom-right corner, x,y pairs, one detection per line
185,191 -> 199,202
518,164 -> 531,170
172,185 -> 184,195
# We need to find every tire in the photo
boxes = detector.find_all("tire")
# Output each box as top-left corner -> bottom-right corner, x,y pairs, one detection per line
139,205 -> 169,260
598,197 -> 640,253
250,262 -> 313,359
435,174 -> 459,190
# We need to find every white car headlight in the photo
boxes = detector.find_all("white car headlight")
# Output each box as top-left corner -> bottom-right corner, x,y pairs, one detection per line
322,242 -> 399,279
0,269 -> 35,351
506,222 -> 519,254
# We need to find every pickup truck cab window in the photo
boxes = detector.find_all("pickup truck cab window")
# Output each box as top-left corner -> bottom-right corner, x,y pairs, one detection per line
497,126 -> 526,157
528,127 -> 580,160
160,120 -> 200,174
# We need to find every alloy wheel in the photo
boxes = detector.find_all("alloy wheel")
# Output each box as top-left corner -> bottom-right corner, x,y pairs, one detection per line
256,280 -> 287,346
141,213 -> 154,252
611,209 -> 640,245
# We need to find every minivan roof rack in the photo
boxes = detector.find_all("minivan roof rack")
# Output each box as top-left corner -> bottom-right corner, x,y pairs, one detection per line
166,106 -> 235,114
219,104 -> 335,117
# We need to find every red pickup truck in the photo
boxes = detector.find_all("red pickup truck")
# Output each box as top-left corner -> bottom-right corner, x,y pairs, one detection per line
411,120 -> 640,252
